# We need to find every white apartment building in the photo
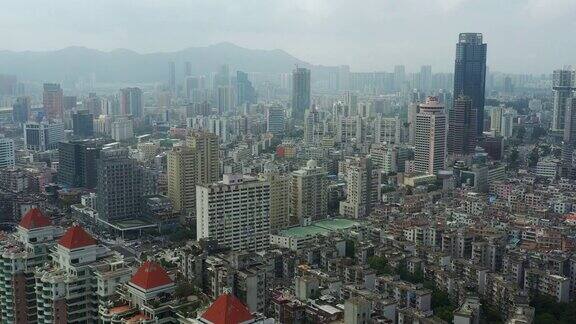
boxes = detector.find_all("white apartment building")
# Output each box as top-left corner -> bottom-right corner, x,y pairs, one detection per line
196,174 -> 271,252
0,135 -> 15,168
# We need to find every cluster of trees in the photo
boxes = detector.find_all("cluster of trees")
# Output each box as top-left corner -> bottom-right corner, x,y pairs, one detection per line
530,294 -> 576,324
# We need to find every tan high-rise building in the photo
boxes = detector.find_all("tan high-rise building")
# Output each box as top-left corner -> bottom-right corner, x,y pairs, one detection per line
43,83 -> 63,120
187,130 -> 220,185
339,157 -> 381,219
167,146 -> 196,214
259,171 -> 290,232
290,160 -> 328,224
415,97 -> 447,175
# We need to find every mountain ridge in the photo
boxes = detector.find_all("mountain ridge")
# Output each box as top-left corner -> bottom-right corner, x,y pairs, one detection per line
0,42 -> 314,83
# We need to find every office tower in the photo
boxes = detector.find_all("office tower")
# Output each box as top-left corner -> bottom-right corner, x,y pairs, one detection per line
490,106 -> 504,135
414,97 -> 447,174
374,116 -> 401,144
0,74 -> 17,96
111,117 -> 134,141
259,170 -> 290,232
236,71 -> 257,105
552,69 -> 575,132
266,104 -> 285,137
217,86 -> 234,114
562,98 -> 576,178
291,67 -> 311,122
345,91 -> 358,116
186,130 -> 220,185
63,95 -> 77,112
185,61 -> 192,77
96,148 -> 143,221
0,136 -> 15,168
0,209 -> 61,323
35,225 -> 132,323
167,145 -> 196,214
501,111 -> 514,139
453,33 -> 487,135
420,65 -> 432,92
58,140 -> 101,188
407,102 -> 419,145
43,83 -> 64,120
120,87 -> 143,117
12,97 -> 29,124
168,61 -> 176,93
83,93 -> 101,115
339,157 -> 381,219
196,174 -> 270,252
23,121 -> 65,151
394,65 -> 406,91
72,110 -> 94,138
304,109 -> 320,144
448,96 -> 477,155
290,160 -> 328,224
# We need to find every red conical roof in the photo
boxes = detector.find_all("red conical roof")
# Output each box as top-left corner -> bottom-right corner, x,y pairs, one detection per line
201,293 -> 253,324
58,225 -> 97,249
130,261 -> 173,291
19,208 -> 52,230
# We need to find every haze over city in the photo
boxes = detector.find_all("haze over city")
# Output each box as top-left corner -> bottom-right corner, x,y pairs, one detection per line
2,2 -> 576,324
2,0 -> 576,73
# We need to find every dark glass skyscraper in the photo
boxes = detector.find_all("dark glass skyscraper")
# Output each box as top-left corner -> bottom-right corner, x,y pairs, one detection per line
453,33 -> 487,135
236,71 -> 256,106
291,67 -> 311,123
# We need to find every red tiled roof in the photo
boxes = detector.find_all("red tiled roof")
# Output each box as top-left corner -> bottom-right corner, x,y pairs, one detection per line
201,293 -> 253,324
57,225 -> 97,249
19,208 -> 52,230
130,261 -> 173,291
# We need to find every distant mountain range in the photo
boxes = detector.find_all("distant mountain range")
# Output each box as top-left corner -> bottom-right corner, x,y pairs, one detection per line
0,42 -> 315,83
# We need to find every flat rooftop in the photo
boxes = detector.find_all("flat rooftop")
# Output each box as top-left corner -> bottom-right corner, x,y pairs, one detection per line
278,218 -> 359,238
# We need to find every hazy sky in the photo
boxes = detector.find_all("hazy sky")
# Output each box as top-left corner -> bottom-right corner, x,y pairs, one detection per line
2,0 -> 576,73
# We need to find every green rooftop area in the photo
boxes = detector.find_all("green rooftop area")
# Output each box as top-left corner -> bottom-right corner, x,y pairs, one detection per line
110,218 -> 156,230
279,218 -> 360,238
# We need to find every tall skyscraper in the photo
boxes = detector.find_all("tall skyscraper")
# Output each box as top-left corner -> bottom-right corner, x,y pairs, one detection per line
420,65 -> 432,92
561,98 -> 576,178
120,87 -> 143,117
196,174 -> 270,252
57,140 -> 101,189
453,33 -> 487,135
216,86 -> 234,114
415,97 -> 447,174
43,83 -> 63,120
552,69 -> 575,132
290,160 -> 328,224
291,67 -> 311,123
72,110 -> 94,138
186,130 -> 220,185
0,135 -> 15,168
448,96 -> 477,155
24,121 -> 65,151
339,157 -> 381,219
168,61 -> 176,94
236,71 -> 256,106
96,148 -> 142,221
167,145 -> 196,215
490,106 -> 504,135
12,97 -> 29,124
266,104 -> 285,137
214,64 -> 230,88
